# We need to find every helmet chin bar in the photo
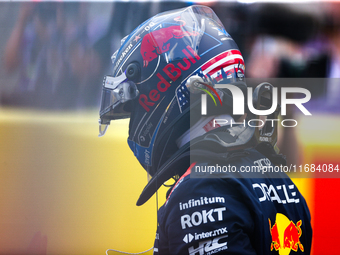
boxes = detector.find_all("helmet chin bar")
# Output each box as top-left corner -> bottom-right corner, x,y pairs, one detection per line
136,123 -> 257,206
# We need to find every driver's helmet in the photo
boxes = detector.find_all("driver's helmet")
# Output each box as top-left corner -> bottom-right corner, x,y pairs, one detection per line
99,5 -> 246,178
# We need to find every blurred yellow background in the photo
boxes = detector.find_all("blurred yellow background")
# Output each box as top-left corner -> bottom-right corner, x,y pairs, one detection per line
0,108 -> 167,255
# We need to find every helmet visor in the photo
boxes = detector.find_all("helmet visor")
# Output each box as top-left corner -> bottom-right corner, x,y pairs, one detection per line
98,72 -> 139,136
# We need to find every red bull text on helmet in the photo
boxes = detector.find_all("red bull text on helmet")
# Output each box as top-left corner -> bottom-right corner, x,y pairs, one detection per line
138,45 -> 200,112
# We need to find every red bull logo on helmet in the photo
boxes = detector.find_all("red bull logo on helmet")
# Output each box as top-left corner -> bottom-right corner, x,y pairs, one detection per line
269,213 -> 304,255
140,17 -> 199,67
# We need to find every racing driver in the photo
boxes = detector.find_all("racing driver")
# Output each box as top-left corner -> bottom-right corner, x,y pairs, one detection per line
98,5 -> 312,255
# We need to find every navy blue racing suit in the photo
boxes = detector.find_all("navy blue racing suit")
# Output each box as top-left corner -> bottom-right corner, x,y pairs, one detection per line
153,148 -> 312,255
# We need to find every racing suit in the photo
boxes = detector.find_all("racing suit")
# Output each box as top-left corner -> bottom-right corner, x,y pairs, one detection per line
153,147 -> 312,255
